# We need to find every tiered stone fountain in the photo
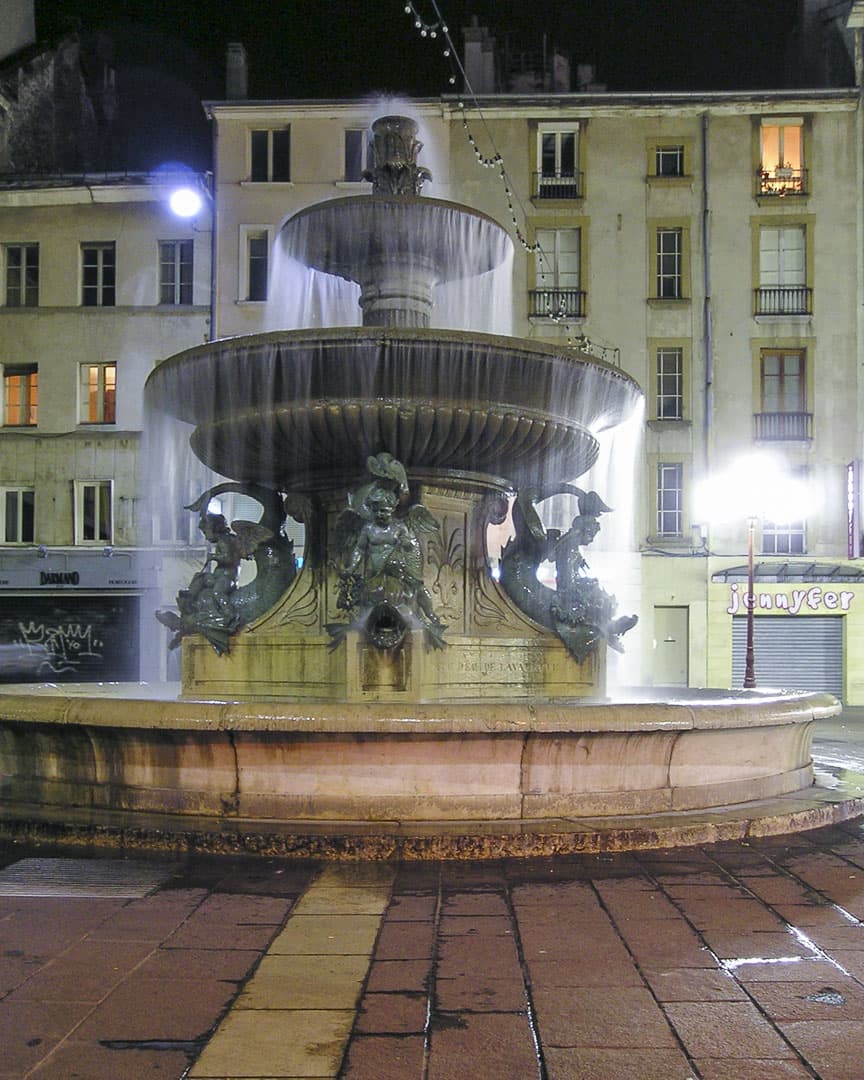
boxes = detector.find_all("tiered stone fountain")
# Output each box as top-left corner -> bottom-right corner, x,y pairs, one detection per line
0,117 -> 841,856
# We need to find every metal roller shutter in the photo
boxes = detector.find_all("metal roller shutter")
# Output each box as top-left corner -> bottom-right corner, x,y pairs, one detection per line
731,615 -> 843,698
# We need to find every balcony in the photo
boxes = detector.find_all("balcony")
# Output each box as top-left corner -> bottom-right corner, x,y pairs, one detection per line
756,166 -> 809,198
754,286 -> 812,316
754,411 -> 812,442
533,171 -> 583,200
528,288 -> 586,319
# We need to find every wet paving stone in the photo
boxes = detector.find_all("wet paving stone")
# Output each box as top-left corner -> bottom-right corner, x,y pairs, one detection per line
5,826 -> 864,1077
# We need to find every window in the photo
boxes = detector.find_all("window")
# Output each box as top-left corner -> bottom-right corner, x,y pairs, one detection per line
76,481 -> 112,543
535,126 -> 581,199
250,128 -> 291,182
80,363 -> 116,424
655,145 -> 684,177
5,244 -> 39,307
761,517 -> 806,555
1,488 -> 34,543
756,349 -> 811,440
3,364 -> 38,426
81,243 -> 116,307
159,240 -> 193,305
245,231 -> 269,301
656,228 -> 683,298
344,129 -> 369,182
656,462 -> 683,537
530,227 -> 584,317
757,225 -> 809,314
759,118 -> 805,196
656,347 -> 684,420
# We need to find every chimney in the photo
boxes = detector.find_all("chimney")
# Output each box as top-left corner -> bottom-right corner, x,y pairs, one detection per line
226,42 -> 248,99
462,17 -> 497,94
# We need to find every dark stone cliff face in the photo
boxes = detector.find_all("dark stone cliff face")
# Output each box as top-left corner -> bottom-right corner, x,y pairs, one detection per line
0,36 -> 101,173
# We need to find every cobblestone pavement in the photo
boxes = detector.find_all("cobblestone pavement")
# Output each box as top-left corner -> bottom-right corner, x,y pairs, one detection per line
2,819 -> 864,1078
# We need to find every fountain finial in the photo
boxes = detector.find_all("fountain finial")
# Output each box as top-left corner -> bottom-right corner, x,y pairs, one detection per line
363,115 -> 432,195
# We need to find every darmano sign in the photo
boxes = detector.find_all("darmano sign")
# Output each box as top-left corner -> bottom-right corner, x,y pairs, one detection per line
726,583 -> 855,616
39,571 -> 80,586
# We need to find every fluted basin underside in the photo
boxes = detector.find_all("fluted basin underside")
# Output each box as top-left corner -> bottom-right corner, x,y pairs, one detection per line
280,195 -> 511,286
146,328 -> 642,488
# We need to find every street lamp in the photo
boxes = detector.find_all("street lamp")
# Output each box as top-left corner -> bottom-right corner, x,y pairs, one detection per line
695,452 -> 807,690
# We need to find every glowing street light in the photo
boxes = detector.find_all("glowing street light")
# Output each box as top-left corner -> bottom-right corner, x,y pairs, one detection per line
168,185 -> 204,218
695,452 -> 809,689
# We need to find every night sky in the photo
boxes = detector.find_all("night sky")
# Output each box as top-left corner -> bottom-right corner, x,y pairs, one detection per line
37,0 -> 802,101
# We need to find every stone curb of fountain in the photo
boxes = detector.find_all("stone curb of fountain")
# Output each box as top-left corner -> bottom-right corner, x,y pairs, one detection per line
1,785 -> 863,860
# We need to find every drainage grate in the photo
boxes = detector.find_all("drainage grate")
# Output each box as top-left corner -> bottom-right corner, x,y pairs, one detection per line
0,858 -> 175,898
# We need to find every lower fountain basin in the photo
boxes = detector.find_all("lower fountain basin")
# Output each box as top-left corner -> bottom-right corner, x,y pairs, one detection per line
0,685 -> 840,852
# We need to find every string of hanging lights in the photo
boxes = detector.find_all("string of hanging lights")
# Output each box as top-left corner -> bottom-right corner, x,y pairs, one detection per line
401,1 -> 575,326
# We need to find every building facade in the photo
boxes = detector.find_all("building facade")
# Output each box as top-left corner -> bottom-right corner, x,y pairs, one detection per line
0,173 -> 211,682
204,83 -> 864,701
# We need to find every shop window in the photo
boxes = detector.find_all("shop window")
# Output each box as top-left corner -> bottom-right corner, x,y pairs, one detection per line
656,462 -> 684,537
1,487 -> 34,543
75,480 -> 113,543
81,242 -> 116,307
159,240 -> 193,305
4,243 -> 39,307
530,227 -> 584,317
3,363 -> 38,426
79,363 -> 116,424
249,128 -> 291,182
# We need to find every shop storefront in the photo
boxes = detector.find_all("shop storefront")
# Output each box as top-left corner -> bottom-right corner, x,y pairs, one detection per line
709,564 -> 864,704
0,549 -> 161,683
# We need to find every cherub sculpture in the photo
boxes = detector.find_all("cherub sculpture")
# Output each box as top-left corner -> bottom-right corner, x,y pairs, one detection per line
329,453 -> 446,649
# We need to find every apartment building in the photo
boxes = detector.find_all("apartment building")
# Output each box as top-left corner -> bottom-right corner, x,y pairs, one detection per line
0,173 -> 211,681
204,84 -> 864,700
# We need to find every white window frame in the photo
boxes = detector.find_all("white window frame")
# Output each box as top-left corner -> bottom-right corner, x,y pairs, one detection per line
656,228 -> 683,299
761,517 -> 806,555
4,243 -> 39,307
3,362 -> 38,427
159,239 -> 194,305
343,128 -> 370,182
79,362 -> 117,425
655,347 -> 683,420
248,127 -> 291,182
1,486 -> 35,544
655,145 -> 685,177
75,480 -> 113,544
537,124 -> 580,177
239,226 -> 271,302
657,462 -> 684,537
81,242 -> 116,307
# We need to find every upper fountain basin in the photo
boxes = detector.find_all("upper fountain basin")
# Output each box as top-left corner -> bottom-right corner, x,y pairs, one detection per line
146,328 -> 643,490
279,195 -> 513,328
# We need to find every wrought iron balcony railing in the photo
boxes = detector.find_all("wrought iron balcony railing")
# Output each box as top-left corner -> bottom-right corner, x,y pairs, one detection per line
528,288 -> 587,319
533,171 -> 584,200
756,167 -> 809,197
754,411 -> 813,441
754,286 -> 812,316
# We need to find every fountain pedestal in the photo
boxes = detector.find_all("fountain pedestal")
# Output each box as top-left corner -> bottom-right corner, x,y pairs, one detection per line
179,482 -> 602,702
